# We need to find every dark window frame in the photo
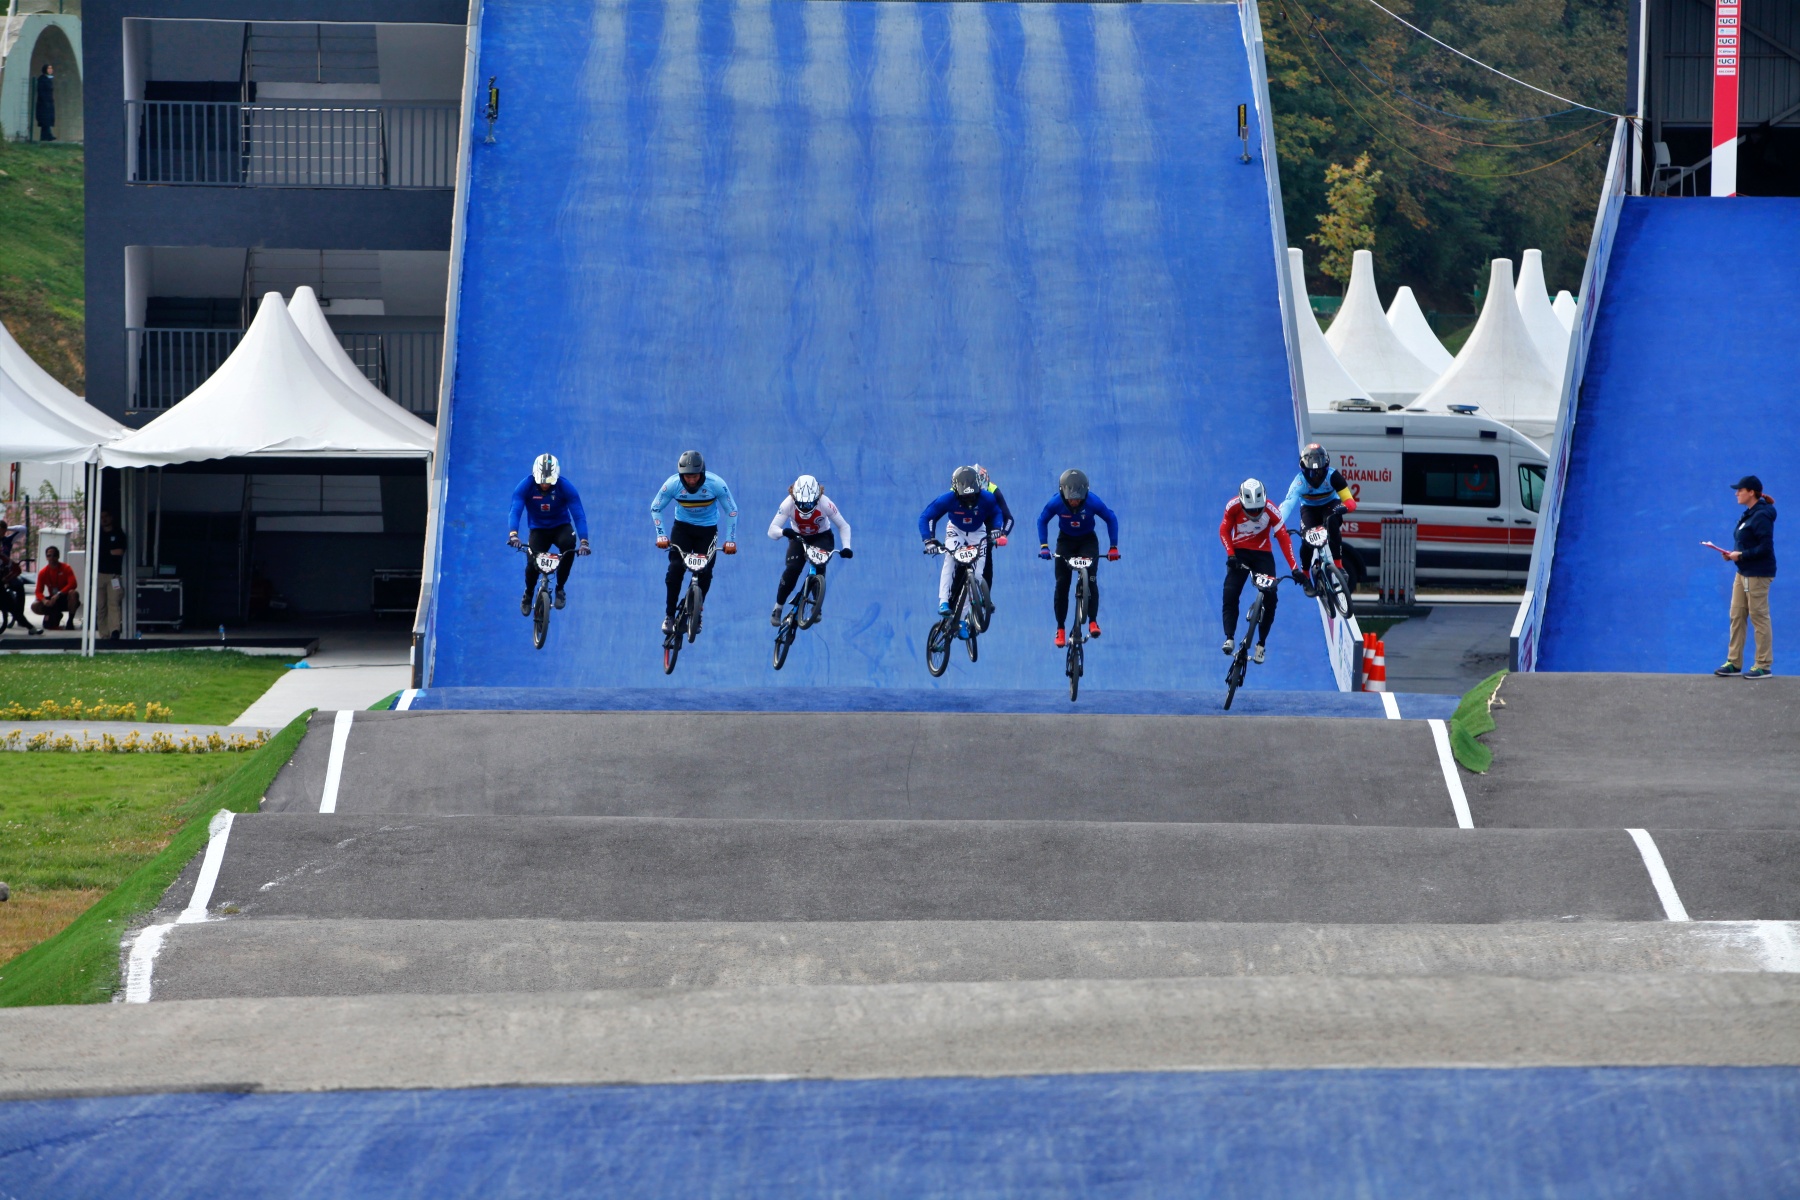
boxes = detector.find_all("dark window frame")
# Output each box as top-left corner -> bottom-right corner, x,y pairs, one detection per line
1402,452 -> 1502,509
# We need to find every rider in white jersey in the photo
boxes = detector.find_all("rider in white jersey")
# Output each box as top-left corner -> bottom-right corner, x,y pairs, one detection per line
767,475 -> 853,625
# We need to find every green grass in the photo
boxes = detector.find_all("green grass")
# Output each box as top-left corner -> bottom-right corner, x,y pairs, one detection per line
371,690 -> 401,711
1449,670 -> 1507,774
0,650 -> 288,725
0,711 -> 309,1006
0,140 -> 82,391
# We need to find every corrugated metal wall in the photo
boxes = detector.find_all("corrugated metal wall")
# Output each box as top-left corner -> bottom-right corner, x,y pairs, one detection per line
1651,0 -> 1800,127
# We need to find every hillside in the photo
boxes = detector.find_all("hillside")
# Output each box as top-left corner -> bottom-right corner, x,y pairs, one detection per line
0,139 -> 83,392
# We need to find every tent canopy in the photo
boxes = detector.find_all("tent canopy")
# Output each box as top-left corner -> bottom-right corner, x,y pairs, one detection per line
1287,248 -> 1371,412
100,292 -> 435,468
286,287 -> 439,446
1409,259 -> 1561,441
1552,290 -> 1578,332
1515,249 -> 1571,385
1385,286 -> 1455,375
0,317 -> 126,463
1323,250 -> 1438,406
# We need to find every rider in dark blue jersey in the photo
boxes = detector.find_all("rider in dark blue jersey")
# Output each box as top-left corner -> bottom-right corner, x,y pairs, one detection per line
919,465 -> 1003,616
1036,468 -> 1119,648
507,453 -> 591,614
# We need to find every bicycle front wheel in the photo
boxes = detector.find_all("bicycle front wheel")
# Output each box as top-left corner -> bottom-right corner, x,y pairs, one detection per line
797,574 -> 824,629
686,581 -> 704,643
532,587 -> 551,649
1223,647 -> 1248,710
925,620 -> 952,677
1067,638 -> 1083,702
967,574 -> 992,634
1324,564 -> 1353,617
772,613 -> 796,671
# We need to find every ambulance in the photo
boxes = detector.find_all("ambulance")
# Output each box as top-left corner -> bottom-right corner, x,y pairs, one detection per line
1304,407 -> 1550,587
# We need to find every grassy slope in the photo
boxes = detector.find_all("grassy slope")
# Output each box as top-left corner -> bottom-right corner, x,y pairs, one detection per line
0,650 -> 289,724
0,711 -> 308,1006
0,140 -> 82,391
0,753 -> 243,964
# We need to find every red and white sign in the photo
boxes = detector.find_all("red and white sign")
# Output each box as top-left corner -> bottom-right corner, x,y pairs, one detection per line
1713,0 -> 1740,196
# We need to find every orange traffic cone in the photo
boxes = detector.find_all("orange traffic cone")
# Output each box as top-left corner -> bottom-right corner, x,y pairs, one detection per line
1367,638 -> 1388,692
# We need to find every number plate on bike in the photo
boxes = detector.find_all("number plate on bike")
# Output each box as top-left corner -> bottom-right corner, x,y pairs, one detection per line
1253,572 -> 1276,588
682,552 -> 710,571
1304,527 -> 1329,546
1068,557 -> 1094,569
952,545 -> 980,563
805,545 -> 831,565
536,552 -> 560,572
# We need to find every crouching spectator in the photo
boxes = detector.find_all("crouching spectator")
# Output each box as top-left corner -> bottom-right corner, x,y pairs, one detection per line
30,545 -> 80,631
1,524 -> 31,635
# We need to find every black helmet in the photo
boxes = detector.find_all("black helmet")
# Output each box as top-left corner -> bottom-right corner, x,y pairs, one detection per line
1300,443 -> 1330,487
1059,468 -> 1089,506
951,465 -> 980,499
677,450 -> 706,476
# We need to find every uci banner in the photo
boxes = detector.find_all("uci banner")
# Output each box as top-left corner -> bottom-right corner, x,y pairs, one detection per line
1712,0 -> 1740,196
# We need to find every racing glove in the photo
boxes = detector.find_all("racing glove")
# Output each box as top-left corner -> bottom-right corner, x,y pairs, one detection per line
1291,568 -> 1309,585
507,531 -> 522,549
782,528 -> 800,539
1106,547 -> 1120,562
1343,496 -> 1359,513
1039,545 -> 1052,560
577,539 -> 592,556
722,542 -> 737,555
656,536 -> 671,550
923,539 -> 943,555
839,547 -> 854,559
994,534 -> 1008,547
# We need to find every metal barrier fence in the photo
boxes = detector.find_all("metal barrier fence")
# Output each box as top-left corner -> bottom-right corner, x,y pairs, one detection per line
127,102 -> 459,188
1379,517 -> 1418,607
127,327 -> 442,418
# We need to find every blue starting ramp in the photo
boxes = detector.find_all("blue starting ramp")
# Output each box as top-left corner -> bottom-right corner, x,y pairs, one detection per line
1539,198 -> 1800,673
429,0 -> 1327,692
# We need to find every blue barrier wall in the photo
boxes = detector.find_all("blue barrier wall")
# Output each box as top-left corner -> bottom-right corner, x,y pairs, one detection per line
6,1069 -> 1797,1196
1539,199 -> 1800,673
429,0 -> 1332,692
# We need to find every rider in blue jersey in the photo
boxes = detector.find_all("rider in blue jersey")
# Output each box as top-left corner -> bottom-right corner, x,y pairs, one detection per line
972,464 -> 1014,603
1279,442 -> 1358,591
1036,468 -> 1120,647
919,466 -> 1003,619
507,453 -> 591,614
650,449 -> 739,634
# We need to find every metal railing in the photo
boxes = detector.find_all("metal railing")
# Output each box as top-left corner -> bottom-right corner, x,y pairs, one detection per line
128,327 -> 442,418
127,101 -> 459,188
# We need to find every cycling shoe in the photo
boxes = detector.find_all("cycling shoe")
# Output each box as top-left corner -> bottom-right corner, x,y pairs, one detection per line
771,605 -> 784,627
1253,643 -> 1266,664
661,616 -> 676,635
521,594 -> 532,617
554,587 -> 566,610
1221,637 -> 1235,656
938,601 -> 951,615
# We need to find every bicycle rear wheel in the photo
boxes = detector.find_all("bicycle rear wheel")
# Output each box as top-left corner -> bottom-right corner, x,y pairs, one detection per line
1223,648 -> 1248,710
967,573 -> 992,633
925,620 -> 952,676
686,580 -> 703,643
1067,637 -> 1083,702
967,626 -> 979,662
772,611 -> 797,670
532,587 -> 551,649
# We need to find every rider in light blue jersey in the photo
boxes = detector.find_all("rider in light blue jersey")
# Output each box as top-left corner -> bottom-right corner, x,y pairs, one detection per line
650,449 -> 739,634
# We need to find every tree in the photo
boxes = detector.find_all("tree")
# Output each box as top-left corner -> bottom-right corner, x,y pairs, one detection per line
1309,154 -> 1383,285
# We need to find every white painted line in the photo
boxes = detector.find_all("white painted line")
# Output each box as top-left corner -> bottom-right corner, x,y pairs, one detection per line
1628,828 -> 1691,922
1427,719 -> 1474,829
319,709 -> 355,813
123,923 -> 172,1003
179,810 -> 236,924
1380,692 -> 1400,720
397,688 -> 419,711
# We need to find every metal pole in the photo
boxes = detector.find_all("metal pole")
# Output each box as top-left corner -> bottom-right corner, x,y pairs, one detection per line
152,466 -> 163,573
81,462 -> 98,656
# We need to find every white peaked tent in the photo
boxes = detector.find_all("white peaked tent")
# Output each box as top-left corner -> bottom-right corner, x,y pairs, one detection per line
0,317 -> 126,461
1552,290 -> 1577,331
1515,249 -> 1571,384
1323,250 -> 1439,406
1286,248 -> 1372,411
100,292 -> 435,468
1385,285 -> 1455,374
1409,259 -> 1561,441
287,287 -> 438,447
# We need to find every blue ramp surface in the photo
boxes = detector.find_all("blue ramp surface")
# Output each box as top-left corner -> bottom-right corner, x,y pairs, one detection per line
431,0 -> 1330,692
1540,199 -> 1800,673
6,1069 -> 1798,1197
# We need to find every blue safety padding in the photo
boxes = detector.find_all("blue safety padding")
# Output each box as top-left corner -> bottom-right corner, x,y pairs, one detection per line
432,0 -> 1334,692
408,684 -> 1458,719
1540,198 -> 1800,672
4,1068 -> 1796,1196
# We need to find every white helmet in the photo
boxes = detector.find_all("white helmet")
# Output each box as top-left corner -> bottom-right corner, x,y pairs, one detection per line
532,453 -> 560,486
1239,478 -> 1266,512
791,474 -> 822,510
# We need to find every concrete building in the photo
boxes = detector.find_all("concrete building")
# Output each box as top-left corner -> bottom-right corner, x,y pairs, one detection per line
83,1 -> 465,626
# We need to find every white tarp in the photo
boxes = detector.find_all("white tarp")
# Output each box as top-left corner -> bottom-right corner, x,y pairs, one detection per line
0,318 -> 126,463
1385,285 -> 1454,375
1515,249 -> 1571,385
286,287 -> 439,447
1553,289 -> 1577,331
100,292 -> 435,467
1323,250 -> 1439,407
1287,248 -> 1372,412
1408,259 -> 1561,442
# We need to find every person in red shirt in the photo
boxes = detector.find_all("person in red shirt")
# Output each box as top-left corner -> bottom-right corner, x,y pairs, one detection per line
30,544 -> 80,630
1218,478 -> 1304,663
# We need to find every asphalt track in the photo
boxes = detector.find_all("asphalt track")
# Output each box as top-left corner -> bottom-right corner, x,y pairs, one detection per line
428,0 -> 1335,693
1539,198 -> 1800,672
264,709 -> 1461,825
147,919 -> 1800,1001
1465,673 -> 1800,828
